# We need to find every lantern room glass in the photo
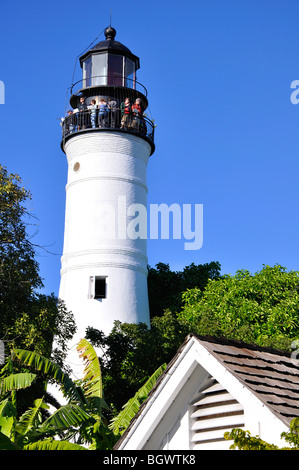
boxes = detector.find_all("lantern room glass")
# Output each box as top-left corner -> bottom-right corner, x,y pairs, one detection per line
92,53 -> 108,86
125,58 -> 136,88
82,54 -> 136,89
108,55 -> 123,86
83,56 -> 92,87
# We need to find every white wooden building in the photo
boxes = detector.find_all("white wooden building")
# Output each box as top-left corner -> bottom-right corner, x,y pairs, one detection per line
115,334 -> 299,450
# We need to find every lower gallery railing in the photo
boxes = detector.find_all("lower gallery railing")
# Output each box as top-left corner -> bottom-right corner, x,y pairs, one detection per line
62,108 -> 155,143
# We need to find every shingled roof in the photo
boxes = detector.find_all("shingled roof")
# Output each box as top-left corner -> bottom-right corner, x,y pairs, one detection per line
191,335 -> 299,427
115,334 -> 299,449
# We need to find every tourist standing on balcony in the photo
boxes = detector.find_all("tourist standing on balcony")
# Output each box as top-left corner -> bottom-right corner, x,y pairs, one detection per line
108,97 -> 118,128
131,98 -> 143,130
120,98 -> 131,129
77,96 -> 87,129
61,110 -> 75,136
66,109 -> 76,134
98,99 -> 109,127
89,100 -> 97,128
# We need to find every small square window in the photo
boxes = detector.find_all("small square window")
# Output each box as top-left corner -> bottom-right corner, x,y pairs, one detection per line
95,277 -> 106,299
89,276 -> 107,299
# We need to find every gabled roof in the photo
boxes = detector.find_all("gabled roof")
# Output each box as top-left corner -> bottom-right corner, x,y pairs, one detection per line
115,334 -> 299,449
191,335 -> 299,426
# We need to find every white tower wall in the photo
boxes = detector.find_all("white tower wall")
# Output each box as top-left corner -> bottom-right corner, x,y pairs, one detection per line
59,131 -> 151,375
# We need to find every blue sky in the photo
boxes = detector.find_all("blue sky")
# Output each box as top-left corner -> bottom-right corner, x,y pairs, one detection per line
1,0 -> 299,296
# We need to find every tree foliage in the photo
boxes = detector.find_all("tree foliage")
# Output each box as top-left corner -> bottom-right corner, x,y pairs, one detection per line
178,264 -> 299,350
0,165 -> 76,370
0,165 -> 42,330
225,418 -> 299,450
147,261 -> 221,317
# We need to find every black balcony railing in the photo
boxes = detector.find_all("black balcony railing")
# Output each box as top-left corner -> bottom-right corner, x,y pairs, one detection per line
61,107 -> 155,149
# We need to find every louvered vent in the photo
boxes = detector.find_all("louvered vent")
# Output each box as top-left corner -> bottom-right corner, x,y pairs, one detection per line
190,378 -> 245,450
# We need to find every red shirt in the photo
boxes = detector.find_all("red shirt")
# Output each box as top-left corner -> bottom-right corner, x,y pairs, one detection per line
132,103 -> 142,114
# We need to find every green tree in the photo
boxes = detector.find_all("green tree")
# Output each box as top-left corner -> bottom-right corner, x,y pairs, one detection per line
0,165 -> 42,330
0,165 -> 76,368
178,264 -> 299,350
148,261 -> 221,317
224,418 -> 299,450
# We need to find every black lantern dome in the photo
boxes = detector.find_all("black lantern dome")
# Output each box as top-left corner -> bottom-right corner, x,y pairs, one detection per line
79,26 -> 140,70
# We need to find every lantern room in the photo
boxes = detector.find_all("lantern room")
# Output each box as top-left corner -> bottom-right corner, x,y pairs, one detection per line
69,25 -> 148,108
79,26 -> 140,89
62,26 -> 155,155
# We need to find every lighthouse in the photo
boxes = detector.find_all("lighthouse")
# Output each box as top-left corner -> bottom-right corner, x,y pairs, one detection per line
59,26 -> 155,375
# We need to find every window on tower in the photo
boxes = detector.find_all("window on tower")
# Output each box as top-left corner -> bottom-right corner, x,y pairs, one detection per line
89,276 -> 107,299
83,56 -> 92,87
108,55 -> 124,86
125,58 -> 136,88
92,53 -> 108,86
95,276 -> 106,299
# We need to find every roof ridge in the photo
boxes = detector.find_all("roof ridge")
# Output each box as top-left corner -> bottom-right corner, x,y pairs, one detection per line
191,333 -> 292,358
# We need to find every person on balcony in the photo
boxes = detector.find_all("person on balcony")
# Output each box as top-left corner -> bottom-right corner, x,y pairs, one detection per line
120,98 -> 131,129
131,98 -> 143,130
108,97 -> 118,128
98,99 -> 109,127
77,96 -> 87,129
61,110 -> 75,135
67,109 -> 76,134
89,99 -> 97,128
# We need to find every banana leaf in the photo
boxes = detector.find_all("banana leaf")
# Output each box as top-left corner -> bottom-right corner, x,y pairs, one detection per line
109,363 -> 167,435
41,403 -> 91,431
0,372 -> 37,396
16,398 -> 47,436
24,438 -> 87,450
77,339 -> 103,399
0,398 -> 16,438
12,349 -> 84,404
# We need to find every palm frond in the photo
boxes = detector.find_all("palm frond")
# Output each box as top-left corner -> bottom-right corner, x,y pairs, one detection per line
109,363 -> 167,435
16,398 -> 47,436
12,349 -> 84,404
0,372 -> 37,396
23,438 -> 87,450
41,403 -> 92,431
0,398 -> 16,438
77,339 -> 102,399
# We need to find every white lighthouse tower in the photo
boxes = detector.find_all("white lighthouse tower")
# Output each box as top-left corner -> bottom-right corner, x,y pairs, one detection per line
59,26 -> 155,375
